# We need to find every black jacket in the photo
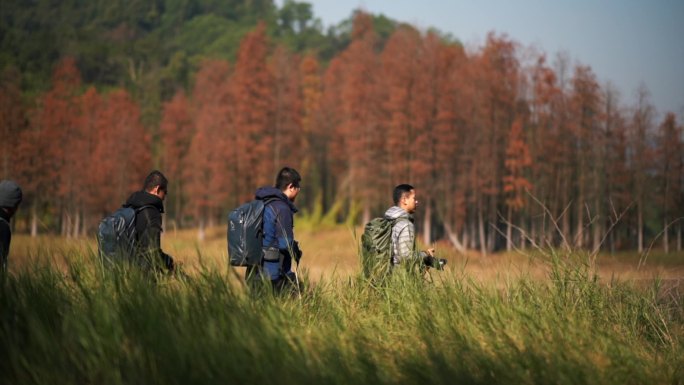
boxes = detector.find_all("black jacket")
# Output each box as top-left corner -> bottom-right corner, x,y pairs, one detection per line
124,191 -> 174,271
0,209 -> 11,270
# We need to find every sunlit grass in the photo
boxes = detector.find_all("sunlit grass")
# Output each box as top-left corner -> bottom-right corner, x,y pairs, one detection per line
1,247 -> 683,384
3,223 -> 683,384
11,222 -> 684,281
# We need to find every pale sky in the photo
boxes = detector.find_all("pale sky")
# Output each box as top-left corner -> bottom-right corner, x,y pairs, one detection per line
276,0 -> 684,119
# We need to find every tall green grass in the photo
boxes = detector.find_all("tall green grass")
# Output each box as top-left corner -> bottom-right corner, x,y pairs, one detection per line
1,249 -> 682,385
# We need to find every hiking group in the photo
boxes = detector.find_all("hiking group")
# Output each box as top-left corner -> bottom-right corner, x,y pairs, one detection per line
2,168 -> 445,288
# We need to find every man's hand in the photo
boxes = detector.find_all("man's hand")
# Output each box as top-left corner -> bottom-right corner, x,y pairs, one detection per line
426,248 -> 435,257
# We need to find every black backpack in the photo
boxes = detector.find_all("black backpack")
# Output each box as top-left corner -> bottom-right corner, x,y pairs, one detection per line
97,205 -> 152,264
227,198 -> 276,266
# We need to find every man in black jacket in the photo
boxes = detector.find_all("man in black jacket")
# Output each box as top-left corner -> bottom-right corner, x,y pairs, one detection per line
0,180 -> 22,273
124,170 -> 175,272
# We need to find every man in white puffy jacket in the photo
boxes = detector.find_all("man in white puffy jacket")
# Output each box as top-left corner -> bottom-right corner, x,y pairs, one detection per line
384,184 -> 435,269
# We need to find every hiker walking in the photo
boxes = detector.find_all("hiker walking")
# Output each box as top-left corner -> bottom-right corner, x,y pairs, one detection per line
246,167 -> 302,291
123,170 -> 175,273
385,184 -> 440,272
0,180 -> 22,273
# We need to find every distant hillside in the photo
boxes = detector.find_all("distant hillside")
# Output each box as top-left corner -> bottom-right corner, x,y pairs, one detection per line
0,0 -> 406,120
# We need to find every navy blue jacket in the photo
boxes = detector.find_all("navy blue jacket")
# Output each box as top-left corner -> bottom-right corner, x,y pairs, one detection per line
255,187 -> 298,279
255,186 -> 297,251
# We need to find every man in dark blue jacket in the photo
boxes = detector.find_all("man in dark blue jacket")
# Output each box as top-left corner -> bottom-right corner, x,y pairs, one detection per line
249,167 -> 302,290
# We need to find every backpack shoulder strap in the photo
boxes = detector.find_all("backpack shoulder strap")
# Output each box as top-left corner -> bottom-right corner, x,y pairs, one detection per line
134,204 -> 156,214
261,197 -> 281,216
390,216 -> 409,227
261,197 -> 279,206
130,205 -> 157,236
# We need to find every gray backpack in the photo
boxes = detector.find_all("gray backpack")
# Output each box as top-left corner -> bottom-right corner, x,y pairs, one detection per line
227,198 -> 276,266
97,205 -> 152,264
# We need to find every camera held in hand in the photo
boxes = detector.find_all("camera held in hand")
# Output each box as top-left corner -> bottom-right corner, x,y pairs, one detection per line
292,241 -> 303,263
423,255 -> 447,270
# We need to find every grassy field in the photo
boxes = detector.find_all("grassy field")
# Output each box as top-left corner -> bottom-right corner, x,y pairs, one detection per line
2,225 -> 684,384
9,225 -> 684,283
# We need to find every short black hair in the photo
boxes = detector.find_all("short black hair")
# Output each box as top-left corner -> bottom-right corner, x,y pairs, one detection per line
143,170 -> 168,193
393,184 -> 414,205
275,167 -> 301,190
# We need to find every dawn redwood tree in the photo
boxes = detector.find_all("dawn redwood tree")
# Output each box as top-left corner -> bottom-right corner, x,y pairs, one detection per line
432,40 -> 468,252
14,127 -> 47,236
270,45 -> 303,173
629,85 -> 656,253
413,32 -> 445,245
78,87 -> 104,235
657,113 -> 684,252
335,11 -> 382,225
184,59 -> 231,240
35,57 -> 83,236
468,33 -> 520,254
503,118 -> 533,251
380,25 -> 435,239
319,55 -> 346,215
0,67 -> 26,180
160,89 -> 194,226
527,55 -> 564,246
230,21 -> 275,202
91,89 -> 151,215
381,26 -> 422,186
185,121 -> 216,240
568,65 -> 603,249
601,84 -> 631,253
550,53 -> 575,243
299,54 -> 326,212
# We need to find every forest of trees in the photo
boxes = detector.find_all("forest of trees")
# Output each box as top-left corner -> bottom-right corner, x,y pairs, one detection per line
1,1 -> 683,254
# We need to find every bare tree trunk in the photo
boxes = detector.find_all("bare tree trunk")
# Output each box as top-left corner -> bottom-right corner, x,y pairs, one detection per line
423,202 -> 432,246
443,221 -> 466,253
463,221 -> 471,250
197,217 -> 206,242
82,212 -> 88,237
506,205 -> 512,252
62,210 -> 70,238
609,229 -> 615,254
73,209 -> 80,239
487,207 -> 496,252
593,199 -> 602,253
478,202 -> 487,256
677,223 -> 682,252
31,203 -> 38,237
521,215 -> 528,251
174,180 -> 183,228
663,218 -> 669,253
637,200 -> 644,253
561,200 -> 570,248
362,203 -> 370,229
575,200 -> 584,249
529,216 -> 536,250
558,171 -> 569,246
592,224 -> 601,252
